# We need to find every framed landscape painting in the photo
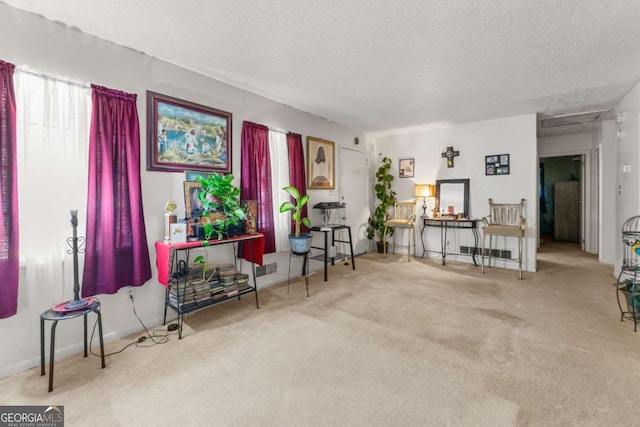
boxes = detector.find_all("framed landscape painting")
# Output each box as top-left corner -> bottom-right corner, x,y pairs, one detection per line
147,91 -> 232,173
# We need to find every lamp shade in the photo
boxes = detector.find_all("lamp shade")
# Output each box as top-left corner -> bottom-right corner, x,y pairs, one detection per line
414,184 -> 435,198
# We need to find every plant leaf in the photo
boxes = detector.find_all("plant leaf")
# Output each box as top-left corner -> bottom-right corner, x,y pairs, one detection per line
282,185 -> 300,200
279,201 -> 295,213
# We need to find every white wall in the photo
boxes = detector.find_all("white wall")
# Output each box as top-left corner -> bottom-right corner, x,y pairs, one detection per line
538,131 -> 597,154
368,114 -> 538,272
614,81 -> 640,278
0,4 -> 366,379
599,120 -> 617,265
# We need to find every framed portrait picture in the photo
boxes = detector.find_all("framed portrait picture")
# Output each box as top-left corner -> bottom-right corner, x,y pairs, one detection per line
241,200 -> 258,234
399,158 -> 415,178
485,153 -> 510,176
307,136 -> 335,189
184,181 -> 203,219
147,91 -> 232,173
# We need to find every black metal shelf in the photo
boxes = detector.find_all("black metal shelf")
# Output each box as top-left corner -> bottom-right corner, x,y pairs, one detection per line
309,252 -> 350,262
166,285 -> 255,315
158,234 -> 263,339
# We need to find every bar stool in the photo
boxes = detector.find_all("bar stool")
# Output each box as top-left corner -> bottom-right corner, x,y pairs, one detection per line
40,298 -> 105,392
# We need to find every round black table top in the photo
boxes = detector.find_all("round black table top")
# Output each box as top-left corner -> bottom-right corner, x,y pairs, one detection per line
40,299 -> 100,321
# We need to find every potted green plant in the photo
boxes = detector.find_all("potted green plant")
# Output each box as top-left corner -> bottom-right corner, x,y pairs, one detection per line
196,173 -> 246,240
279,185 -> 312,254
366,157 -> 396,253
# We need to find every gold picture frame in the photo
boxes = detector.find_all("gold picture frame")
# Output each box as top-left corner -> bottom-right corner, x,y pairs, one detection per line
307,136 -> 335,189
183,181 -> 203,219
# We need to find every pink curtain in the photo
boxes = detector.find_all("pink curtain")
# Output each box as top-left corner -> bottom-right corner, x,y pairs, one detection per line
240,121 -> 275,254
82,85 -> 151,297
0,60 -> 18,318
287,132 -> 308,234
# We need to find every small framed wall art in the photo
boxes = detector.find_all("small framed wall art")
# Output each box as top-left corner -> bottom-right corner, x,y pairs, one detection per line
307,136 -> 335,189
485,154 -> 510,176
399,158 -> 415,178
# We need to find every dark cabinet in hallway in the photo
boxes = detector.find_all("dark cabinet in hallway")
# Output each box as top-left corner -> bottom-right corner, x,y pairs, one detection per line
554,180 -> 580,242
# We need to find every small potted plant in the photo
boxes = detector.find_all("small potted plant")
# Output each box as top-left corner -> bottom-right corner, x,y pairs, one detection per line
366,157 -> 396,253
279,185 -> 312,254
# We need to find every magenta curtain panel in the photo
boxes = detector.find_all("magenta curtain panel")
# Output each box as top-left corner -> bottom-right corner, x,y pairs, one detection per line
240,121 -> 275,254
82,85 -> 151,297
0,60 -> 18,318
287,132 -> 308,234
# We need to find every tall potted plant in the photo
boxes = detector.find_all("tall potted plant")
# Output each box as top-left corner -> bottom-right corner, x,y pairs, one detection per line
279,185 -> 313,254
366,157 -> 396,253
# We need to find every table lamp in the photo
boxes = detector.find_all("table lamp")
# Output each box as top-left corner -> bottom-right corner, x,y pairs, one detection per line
414,184 -> 435,216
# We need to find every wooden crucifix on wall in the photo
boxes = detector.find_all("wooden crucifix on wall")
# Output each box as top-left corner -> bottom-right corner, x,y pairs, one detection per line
441,146 -> 459,168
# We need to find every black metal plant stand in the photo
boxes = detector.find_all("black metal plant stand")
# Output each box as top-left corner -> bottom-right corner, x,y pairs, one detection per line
616,215 -> 640,331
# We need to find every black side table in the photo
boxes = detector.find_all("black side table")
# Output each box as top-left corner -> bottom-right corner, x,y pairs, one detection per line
40,299 -> 105,392
309,224 -> 356,281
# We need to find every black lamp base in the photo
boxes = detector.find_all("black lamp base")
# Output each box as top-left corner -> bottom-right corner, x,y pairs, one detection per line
64,297 -> 91,311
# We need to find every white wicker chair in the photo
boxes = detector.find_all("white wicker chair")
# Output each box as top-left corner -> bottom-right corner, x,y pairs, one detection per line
383,201 -> 417,261
481,198 -> 526,279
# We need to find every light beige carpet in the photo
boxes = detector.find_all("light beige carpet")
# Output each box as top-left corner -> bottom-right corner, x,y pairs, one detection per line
1,241 -> 637,426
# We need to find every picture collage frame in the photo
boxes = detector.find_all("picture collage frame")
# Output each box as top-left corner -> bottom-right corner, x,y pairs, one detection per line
485,154 -> 510,176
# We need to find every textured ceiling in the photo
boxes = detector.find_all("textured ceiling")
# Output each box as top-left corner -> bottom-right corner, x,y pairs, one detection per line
4,0 -> 640,133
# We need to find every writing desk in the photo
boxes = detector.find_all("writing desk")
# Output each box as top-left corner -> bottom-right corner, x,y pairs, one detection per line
309,224 -> 355,281
420,217 -> 481,266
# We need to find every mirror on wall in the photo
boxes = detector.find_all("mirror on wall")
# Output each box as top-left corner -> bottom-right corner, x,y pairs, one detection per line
435,179 -> 470,218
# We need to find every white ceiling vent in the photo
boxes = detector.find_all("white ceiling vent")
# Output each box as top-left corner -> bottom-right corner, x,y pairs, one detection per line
538,110 -> 610,137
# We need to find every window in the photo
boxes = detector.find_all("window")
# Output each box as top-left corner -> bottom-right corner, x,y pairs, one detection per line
14,69 -> 91,301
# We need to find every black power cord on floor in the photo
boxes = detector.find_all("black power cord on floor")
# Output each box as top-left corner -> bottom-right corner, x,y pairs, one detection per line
127,293 -> 170,346
87,294 -> 178,358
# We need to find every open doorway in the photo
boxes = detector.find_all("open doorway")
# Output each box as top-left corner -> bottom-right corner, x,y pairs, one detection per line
539,155 -> 583,247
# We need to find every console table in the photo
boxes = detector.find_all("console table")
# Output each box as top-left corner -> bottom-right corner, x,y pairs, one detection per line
421,217 -> 481,266
155,233 -> 265,339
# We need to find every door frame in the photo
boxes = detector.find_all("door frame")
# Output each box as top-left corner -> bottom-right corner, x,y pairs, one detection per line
338,146 -> 369,256
538,150 -> 591,252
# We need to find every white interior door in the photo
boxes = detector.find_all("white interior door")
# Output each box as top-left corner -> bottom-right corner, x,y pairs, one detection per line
339,147 -> 368,255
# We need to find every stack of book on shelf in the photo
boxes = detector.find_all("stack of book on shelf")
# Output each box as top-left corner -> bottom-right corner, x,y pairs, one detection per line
168,262 -> 254,310
216,264 -> 241,298
167,280 -> 198,311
